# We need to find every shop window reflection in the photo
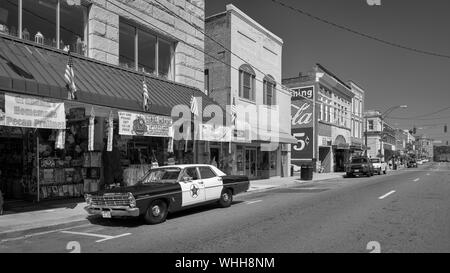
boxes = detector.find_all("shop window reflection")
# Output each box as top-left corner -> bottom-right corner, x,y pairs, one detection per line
119,19 -> 135,69
22,0 -> 57,47
60,0 -> 87,55
0,0 -> 19,37
138,28 -> 156,75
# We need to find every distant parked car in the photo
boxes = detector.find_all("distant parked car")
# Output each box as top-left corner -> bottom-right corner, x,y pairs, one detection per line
407,159 -> 418,168
370,158 -> 387,175
417,159 -> 424,165
346,156 -> 375,177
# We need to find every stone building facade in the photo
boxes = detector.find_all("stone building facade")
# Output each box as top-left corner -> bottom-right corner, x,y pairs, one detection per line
69,0 -> 206,90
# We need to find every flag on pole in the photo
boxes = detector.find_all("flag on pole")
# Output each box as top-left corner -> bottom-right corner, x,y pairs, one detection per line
231,96 -> 237,126
142,77 -> 150,111
190,95 -> 200,116
64,50 -> 77,100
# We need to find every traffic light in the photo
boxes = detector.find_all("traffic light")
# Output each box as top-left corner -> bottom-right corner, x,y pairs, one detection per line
445,124 -> 447,133
413,127 -> 416,134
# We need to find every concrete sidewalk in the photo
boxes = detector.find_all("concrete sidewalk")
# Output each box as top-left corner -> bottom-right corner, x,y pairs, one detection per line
248,172 -> 345,192
0,172 -> 345,239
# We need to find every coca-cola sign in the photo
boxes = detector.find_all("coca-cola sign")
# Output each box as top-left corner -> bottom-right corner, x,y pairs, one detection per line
291,86 -> 315,162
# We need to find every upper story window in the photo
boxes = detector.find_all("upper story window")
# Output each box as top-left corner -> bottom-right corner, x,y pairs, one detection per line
239,64 -> 255,101
204,69 -> 209,95
119,18 -> 175,80
368,120 -> 374,130
263,75 -> 276,105
0,0 -> 88,55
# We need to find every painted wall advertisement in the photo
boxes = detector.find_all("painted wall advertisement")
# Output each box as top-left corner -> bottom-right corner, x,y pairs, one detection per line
1,93 -> 65,129
118,111 -> 172,137
291,86 -> 315,164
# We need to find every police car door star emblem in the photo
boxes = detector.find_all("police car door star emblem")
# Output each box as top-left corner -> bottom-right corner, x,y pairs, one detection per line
190,184 -> 199,198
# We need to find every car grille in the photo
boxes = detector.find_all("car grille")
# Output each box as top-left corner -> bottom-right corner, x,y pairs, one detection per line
91,193 -> 130,207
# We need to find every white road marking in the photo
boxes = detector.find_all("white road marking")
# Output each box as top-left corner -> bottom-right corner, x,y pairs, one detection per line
413,178 -> 420,182
60,231 -> 131,243
378,190 -> 396,200
245,200 -> 263,205
0,223 -> 92,243
426,173 -> 430,176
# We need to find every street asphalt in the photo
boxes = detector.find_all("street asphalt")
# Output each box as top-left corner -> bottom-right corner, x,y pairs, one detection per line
1,162 -> 449,253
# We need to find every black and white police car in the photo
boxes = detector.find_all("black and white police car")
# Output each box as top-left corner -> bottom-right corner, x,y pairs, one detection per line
85,164 -> 250,224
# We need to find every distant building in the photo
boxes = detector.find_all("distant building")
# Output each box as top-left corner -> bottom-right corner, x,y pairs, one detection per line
283,64 -> 355,173
347,81 -> 365,156
415,136 -> 434,160
364,110 -> 397,161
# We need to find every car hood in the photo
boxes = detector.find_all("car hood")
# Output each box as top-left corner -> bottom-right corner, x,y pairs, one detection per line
94,182 -> 179,196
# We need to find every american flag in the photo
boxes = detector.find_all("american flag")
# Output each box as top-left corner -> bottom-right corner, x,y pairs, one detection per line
190,95 -> 199,116
64,51 -> 77,100
231,96 -> 237,126
142,77 -> 150,111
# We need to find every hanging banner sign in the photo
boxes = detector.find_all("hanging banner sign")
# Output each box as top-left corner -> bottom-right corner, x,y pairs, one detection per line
3,93 -> 65,129
200,124 -> 232,142
107,111 -> 113,152
118,111 -> 172,137
291,86 -> 315,163
88,107 -> 95,151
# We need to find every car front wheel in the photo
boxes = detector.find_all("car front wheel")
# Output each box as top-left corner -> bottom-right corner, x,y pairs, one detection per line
218,189 -> 233,208
144,200 -> 168,225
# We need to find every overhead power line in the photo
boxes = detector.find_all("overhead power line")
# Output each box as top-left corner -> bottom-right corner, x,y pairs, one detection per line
271,0 -> 450,60
98,0 -> 364,125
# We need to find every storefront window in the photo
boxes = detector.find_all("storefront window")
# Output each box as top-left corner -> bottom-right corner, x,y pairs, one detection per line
60,0 -> 87,55
0,0 -> 19,37
119,20 -> 135,69
22,0 -> 57,46
137,28 -> 156,74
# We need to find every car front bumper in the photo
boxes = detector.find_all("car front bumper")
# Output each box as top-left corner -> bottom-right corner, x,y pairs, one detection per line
85,205 -> 140,217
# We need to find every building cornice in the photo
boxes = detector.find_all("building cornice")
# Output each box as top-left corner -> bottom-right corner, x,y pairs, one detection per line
225,4 -> 283,45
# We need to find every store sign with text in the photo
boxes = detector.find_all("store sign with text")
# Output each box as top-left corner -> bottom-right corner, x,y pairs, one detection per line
200,124 -> 232,142
2,93 -> 65,129
291,86 -> 315,162
118,111 -> 172,137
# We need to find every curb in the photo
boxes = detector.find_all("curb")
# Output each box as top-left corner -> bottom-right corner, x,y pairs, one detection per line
0,217 -> 90,241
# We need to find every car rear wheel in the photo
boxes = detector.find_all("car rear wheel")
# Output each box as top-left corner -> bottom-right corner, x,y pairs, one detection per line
144,200 -> 168,225
218,189 -> 233,208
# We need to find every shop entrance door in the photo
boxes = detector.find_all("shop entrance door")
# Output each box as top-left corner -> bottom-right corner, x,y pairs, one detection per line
245,148 -> 257,179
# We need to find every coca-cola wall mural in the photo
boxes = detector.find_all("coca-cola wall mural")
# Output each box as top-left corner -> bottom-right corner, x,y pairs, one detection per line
291,86 -> 315,164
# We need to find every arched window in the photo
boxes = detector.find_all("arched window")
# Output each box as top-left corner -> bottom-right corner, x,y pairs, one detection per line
263,75 -> 276,105
239,64 -> 255,101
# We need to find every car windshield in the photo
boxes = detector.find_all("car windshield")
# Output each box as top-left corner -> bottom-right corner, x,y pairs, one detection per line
370,158 -> 380,163
351,158 -> 367,164
140,168 -> 181,184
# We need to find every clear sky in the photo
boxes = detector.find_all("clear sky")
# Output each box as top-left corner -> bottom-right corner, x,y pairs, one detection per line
205,0 -> 450,144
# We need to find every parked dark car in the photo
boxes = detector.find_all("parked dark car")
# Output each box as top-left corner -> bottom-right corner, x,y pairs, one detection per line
346,156 -> 375,177
85,164 -> 249,224
407,159 -> 418,168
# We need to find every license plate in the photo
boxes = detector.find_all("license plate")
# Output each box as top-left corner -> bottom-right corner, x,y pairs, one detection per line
102,211 -> 112,218
354,170 -> 359,172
